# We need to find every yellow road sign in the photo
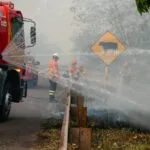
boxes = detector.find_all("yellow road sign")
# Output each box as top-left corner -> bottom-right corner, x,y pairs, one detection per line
91,31 -> 125,65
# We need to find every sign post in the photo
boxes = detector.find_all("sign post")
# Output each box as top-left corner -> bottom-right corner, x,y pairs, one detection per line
104,64 -> 108,81
91,31 -> 126,81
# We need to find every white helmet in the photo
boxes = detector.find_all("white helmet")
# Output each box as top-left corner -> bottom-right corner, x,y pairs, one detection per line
53,53 -> 59,58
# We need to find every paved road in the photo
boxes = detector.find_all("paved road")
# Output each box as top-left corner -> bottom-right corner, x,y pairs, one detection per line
0,78 -> 65,150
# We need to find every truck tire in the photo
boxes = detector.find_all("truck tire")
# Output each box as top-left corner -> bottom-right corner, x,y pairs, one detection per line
0,82 -> 12,121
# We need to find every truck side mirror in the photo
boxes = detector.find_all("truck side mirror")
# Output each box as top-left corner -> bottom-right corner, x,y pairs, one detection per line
30,26 -> 36,45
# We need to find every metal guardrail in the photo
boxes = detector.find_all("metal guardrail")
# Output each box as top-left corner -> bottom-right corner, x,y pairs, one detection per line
58,88 -> 91,150
59,90 -> 71,150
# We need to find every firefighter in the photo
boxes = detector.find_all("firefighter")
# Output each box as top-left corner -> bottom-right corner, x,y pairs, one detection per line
48,53 -> 59,101
68,58 -> 78,80
62,59 -> 77,79
67,59 -> 86,80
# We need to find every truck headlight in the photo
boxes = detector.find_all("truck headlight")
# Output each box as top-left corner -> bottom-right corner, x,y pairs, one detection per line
15,69 -> 21,72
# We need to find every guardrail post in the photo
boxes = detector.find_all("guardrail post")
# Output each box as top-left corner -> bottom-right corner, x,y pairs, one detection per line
71,128 -> 91,150
59,89 -> 91,150
70,91 -> 91,150
59,90 -> 71,150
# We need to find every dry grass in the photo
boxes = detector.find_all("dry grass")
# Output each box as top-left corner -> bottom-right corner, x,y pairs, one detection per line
31,118 -> 61,150
32,118 -> 150,150
34,129 -> 60,150
92,128 -> 150,150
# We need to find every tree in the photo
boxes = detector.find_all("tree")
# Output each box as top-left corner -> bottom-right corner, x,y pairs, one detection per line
136,0 -> 150,14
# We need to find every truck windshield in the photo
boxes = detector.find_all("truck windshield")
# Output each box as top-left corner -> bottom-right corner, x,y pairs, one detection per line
11,17 -> 23,37
11,17 -> 25,49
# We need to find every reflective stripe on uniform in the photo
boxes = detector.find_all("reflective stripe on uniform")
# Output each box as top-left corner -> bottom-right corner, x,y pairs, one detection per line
49,93 -> 54,96
49,90 -> 55,93
49,93 -> 55,96
49,90 -> 55,96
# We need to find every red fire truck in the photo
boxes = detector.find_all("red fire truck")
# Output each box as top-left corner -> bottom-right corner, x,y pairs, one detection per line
0,1 -> 36,121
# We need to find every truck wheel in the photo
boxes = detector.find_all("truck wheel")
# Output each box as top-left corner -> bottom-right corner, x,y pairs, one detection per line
0,82 -> 12,121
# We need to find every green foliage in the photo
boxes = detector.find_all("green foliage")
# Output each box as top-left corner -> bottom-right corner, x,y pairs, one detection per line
136,0 -> 150,15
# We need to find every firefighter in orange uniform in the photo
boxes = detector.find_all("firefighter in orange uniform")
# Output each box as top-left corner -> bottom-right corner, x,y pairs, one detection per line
48,53 -> 59,101
68,58 -> 78,78
67,59 -> 85,80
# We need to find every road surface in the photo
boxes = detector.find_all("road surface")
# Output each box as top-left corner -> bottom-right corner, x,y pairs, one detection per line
0,78 -> 65,150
